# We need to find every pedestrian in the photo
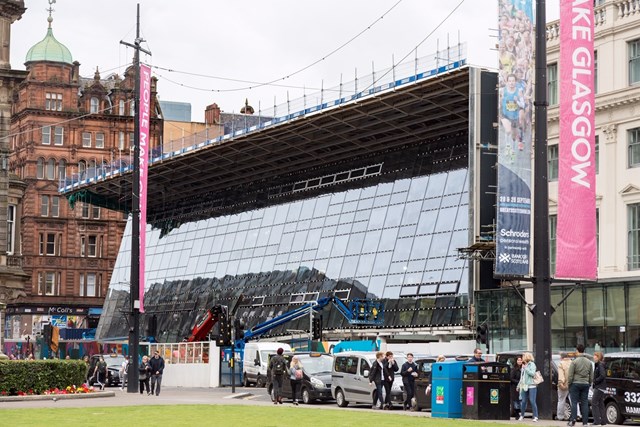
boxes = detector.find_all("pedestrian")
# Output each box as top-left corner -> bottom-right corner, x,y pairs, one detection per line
556,352 -> 572,421
368,351 -> 386,409
436,355 -> 446,362
382,351 -> 398,409
470,348 -> 485,362
120,355 -> 129,390
82,355 -> 90,383
510,356 -> 523,419
567,344 -> 592,426
289,355 -> 303,405
94,355 -> 107,390
139,355 -> 151,395
400,352 -> 419,411
517,352 -> 539,422
268,348 -> 286,404
591,351 -> 607,426
149,350 -> 165,396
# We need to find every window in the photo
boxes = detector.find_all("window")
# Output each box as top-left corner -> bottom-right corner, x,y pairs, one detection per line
550,214 -> 557,274
82,132 -> 91,148
629,128 -> 640,168
7,205 -> 15,255
81,203 -> 100,219
88,160 -> 96,179
595,135 -> 599,174
81,235 -> 101,258
54,126 -> 64,146
129,132 -> 135,147
39,232 -> 58,256
629,203 -> 640,270
42,126 -> 51,145
548,144 -> 558,181
46,158 -> 55,180
95,132 -> 104,149
58,159 -> 66,182
79,273 -> 99,297
78,160 -> 86,179
90,97 -> 99,113
38,272 -> 59,296
45,93 -> 62,111
40,195 -> 49,216
594,50 -> 598,94
119,99 -> 125,116
119,131 -> 125,150
630,39 -> 640,85
130,99 -> 135,116
51,196 -> 59,217
547,63 -> 558,105
36,157 -> 44,179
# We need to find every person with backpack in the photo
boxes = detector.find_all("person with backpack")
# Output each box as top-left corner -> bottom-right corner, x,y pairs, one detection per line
289,355 -> 303,405
94,356 -> 108,390
269,348 -> 286,404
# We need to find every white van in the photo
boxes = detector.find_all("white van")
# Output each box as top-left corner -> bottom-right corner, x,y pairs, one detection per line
242,342 -> 291,387
331,351 -> 406,408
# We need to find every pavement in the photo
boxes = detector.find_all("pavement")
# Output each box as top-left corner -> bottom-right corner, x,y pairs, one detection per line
0,386 -> 636,426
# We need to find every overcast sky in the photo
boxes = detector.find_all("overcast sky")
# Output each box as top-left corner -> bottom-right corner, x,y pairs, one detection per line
11,0 -> 560,122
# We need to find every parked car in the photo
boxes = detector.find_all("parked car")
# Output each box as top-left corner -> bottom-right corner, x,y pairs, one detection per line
88,353 -> 126,387
266,352 -> 334,404
242,342 -> 291,388
412,356 -> 437,411
602,352 -> 640,425
331,351 -> 406,408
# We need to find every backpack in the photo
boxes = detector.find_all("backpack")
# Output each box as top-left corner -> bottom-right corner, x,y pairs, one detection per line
273,357 -> 285,376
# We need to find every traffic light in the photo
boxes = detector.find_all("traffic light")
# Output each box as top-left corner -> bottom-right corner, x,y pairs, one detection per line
234,318 -> 245,340
476,324 -> 488,344
312,316 -> 322,340
217,316 -> 232,347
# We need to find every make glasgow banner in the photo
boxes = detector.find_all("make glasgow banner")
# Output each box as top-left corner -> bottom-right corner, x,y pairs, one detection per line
556,0 -> 597,280
495,0 -> 534,277
139,63 -> 152,312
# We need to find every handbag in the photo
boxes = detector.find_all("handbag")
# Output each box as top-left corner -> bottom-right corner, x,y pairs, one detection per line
533,371 -> 544,385
295,369 -> 303,380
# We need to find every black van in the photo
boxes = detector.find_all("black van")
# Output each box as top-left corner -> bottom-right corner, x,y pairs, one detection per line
603,352 -> 640,425
266,352 -> 334,404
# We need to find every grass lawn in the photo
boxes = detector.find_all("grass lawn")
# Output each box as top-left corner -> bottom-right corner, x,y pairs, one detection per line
0,405 -> 555,427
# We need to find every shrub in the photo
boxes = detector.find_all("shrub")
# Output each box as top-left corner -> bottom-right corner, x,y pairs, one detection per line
0,360 -> 87,395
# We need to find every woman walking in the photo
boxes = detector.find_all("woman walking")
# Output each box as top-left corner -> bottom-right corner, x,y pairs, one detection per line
289,356 -> 303,405
517,352 -> 539,422
591,352 -> 607,426
139,355 -> 151,395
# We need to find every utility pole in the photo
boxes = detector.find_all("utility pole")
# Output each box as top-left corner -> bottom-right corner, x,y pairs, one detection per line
533,0 -> 553,419
121,3 -> 151,393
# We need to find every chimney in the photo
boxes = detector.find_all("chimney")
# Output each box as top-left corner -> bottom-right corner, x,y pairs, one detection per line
205,103 -> 220,126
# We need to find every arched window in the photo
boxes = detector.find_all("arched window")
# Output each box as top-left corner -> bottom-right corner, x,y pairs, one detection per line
36,157 -> 45,179
119,99 -> 125,116
46,158 -> 55,180
78,160 -> 87,180
58,159 -> 66,182
90,97 -> 99,113
88,160 -> 97,179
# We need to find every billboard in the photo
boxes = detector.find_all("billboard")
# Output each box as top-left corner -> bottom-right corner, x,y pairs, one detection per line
495,0 -> 534,277
139,63 -> 152,312
556,0 -> 597,280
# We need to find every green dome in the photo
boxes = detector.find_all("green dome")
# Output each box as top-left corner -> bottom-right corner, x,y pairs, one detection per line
25,24 -> 73,65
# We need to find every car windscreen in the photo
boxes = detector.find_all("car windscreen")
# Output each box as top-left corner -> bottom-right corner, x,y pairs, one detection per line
299,355 -> 333,374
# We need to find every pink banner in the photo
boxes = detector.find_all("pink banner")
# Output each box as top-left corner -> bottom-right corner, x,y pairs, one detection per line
557,0 -> 597,280
139,63 -> 152,311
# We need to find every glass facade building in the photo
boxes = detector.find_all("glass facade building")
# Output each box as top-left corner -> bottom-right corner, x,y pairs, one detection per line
97,160 -> 471,342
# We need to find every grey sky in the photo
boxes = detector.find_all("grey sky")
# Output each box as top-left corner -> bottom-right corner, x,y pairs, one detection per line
12,0 -> 560,122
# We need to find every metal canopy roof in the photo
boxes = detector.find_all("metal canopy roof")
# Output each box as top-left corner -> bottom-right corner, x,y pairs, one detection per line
63,66 -> 473,230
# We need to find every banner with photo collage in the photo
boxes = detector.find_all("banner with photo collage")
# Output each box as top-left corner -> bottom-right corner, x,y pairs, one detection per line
495,0 -> 533,277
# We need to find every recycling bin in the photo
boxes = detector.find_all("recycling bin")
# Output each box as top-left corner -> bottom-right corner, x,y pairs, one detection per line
431,359 -> 466,418
462,362 -> 511,420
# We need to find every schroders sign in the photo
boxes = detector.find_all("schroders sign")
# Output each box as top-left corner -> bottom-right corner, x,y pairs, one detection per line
556,0 -> 597,280
495,0 -> 534,277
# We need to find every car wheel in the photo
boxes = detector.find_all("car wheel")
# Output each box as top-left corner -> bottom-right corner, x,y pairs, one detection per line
302,387 -> 311,404
243,374 -> 249,387
335,388 -> 348,407
256,375 -> 266,388
605,400 -> 624,425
